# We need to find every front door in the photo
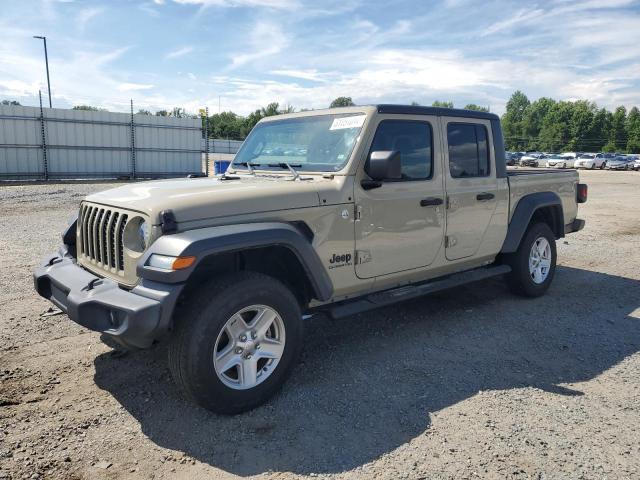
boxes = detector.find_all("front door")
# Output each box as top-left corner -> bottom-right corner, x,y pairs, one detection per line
442,118 -> 499,260
354,117 -> 445,279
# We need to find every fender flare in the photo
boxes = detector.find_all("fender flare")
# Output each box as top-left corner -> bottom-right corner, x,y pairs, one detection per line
501,192 -> 564,253
137,222 -> 333,301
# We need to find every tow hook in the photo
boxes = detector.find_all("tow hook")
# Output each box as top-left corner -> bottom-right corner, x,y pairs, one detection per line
47,256 -> 63,266
84,278 -> 103,291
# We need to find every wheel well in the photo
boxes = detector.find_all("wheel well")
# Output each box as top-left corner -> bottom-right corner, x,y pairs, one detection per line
530,206 -> 563,239
180,246 -> 314,308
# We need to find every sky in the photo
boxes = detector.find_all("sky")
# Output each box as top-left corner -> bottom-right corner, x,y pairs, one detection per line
1,0 -> 640,116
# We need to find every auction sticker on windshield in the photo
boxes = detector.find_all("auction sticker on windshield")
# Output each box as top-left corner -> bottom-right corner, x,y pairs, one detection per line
330,115 -> 366,130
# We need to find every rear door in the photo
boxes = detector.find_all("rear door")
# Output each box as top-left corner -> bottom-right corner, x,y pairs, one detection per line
354,116 -> 445,278
442,118 -> 499,261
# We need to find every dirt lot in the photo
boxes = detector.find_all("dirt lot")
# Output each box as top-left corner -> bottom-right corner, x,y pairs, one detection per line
1,171 -> 639,480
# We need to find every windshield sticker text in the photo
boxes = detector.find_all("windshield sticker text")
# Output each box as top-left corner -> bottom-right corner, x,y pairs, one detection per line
329,115 -> 366,131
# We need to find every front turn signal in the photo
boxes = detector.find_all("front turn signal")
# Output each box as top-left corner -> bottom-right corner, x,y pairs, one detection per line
147,254 -> 196,271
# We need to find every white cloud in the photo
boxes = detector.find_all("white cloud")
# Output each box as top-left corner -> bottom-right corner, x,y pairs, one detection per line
171,0 -> 298,8
2,0 -> 640,118
165,46 -> 194,59
270,69 -> 326,82
118,83 -> 155,92
231,21 -> 289,68
482,8 -> 545,36
77,7 -> 104,31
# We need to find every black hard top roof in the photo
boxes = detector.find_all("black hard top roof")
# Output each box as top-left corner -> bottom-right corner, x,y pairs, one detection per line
376,104 -> 499,121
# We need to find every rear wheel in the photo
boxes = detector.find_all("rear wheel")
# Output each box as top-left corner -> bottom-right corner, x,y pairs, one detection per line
504,222 -> 557,297
168,272 -> 303,414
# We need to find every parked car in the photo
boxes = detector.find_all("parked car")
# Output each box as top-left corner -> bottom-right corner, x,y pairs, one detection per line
519,153 -> 545,167
630,156 -> 640,171
574,153 -> 606,169
546,154 -> 576,168
33,104 -> 587,414
606,156 -> 635,170
505,152 -> 517,166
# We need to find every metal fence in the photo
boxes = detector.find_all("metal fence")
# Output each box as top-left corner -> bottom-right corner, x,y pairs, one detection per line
202,138 -> 242,154
0,103 -> 203,180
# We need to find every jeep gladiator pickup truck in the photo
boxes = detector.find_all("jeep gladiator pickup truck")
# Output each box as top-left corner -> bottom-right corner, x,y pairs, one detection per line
34,105 -> 587,413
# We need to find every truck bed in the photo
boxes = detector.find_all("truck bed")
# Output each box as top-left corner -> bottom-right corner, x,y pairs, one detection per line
507,168 -> 580,226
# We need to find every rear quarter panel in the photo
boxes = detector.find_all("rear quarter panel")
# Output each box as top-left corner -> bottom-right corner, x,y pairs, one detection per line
507,170 -> 579,226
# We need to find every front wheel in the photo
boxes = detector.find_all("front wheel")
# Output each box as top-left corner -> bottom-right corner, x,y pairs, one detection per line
168,272 -> 303,414
504,222 -> 557,297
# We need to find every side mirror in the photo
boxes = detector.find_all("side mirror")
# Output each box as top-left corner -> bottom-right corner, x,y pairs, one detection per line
367,150 -> 402,181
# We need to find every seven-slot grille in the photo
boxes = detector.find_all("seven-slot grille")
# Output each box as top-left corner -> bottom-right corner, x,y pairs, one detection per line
78,204 -> 128,272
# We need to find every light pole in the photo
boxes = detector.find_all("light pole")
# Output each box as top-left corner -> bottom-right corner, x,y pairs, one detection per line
33,36 -> 52,108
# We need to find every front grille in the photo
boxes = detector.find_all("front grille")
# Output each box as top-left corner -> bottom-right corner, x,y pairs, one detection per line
78,204 -> 129,272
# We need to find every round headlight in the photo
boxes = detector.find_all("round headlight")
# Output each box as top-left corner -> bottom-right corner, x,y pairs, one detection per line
138,221 -> 149,250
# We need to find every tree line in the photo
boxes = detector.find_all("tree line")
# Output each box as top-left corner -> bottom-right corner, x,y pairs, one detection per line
5,94 -> 638,152
501,91 -> 640,153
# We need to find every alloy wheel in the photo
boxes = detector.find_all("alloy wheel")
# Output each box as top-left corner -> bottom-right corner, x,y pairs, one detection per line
213,305 -> 286,390
529,237 -> 552,284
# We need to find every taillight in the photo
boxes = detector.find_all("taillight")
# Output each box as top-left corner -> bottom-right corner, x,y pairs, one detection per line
577,183 -> 588,203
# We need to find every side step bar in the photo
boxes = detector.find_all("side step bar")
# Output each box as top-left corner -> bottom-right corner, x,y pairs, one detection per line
325,264 -> 511,319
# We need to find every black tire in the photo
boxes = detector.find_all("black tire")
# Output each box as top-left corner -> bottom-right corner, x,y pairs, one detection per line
168,272 -> 303,414
504,222 -> 557,297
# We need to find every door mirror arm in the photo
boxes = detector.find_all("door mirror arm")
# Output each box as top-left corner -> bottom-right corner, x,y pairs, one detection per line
361,179 -> 382,190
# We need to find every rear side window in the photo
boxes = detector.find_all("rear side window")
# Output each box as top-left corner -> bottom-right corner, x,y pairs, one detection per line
369,120 -> 433,180
447,123 -> 490,178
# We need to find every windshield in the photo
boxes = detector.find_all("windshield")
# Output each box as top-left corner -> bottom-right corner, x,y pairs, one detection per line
232,113 -> 366,172
579,154 -> 595,159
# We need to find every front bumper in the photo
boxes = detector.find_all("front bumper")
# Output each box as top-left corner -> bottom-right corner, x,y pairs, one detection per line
34,248 -> 182,348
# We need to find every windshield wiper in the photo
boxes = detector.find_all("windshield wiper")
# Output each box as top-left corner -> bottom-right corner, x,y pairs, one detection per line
267,162 -> 302,181
233,161 -> 260,175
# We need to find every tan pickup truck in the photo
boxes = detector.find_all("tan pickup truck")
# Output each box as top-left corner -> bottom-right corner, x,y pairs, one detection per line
34,105 -> 587,413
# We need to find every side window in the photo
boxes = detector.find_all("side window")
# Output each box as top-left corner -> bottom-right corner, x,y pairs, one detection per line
447,123 -> 490,178
369,120 -> 433,180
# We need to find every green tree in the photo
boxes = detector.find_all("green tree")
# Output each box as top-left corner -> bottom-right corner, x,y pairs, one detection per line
330,97 -> 355,108
537,101 -> 573,152
208,111 -> 244,140
72,105 -> 104,111
155,110 -> 169,116
609,106 -> 627,152
136,109 -> 152,115
410,101 -> 420,106
501,91 -> 530,150
626,106 -> 640,153
432,100 -> 454,108
568,100 -> 596,151
521,97 -> 555,150
589,108 -> 612,152
1,99 -> 21,105
464,104 -> 489,112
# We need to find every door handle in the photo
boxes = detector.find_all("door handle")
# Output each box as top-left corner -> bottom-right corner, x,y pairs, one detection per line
420,197 -> 443,207
476,192 -> 495,201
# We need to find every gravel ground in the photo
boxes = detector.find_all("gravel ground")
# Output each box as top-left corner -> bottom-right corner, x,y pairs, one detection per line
1,171 -> 639,480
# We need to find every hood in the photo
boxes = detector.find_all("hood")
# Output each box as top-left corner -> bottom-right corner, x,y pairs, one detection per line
86,175 -> 325,224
